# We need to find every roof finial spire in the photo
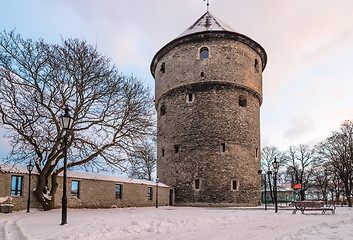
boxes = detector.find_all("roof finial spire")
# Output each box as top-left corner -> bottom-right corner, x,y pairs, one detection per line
204,0 -> 210,12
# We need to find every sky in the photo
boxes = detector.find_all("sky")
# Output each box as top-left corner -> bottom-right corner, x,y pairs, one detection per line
0,0 -> 352,157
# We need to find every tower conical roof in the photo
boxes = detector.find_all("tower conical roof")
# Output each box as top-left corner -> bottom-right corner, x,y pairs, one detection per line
177,12 -> 236,39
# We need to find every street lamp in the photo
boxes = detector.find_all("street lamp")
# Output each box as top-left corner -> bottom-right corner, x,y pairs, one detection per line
257,170 -> 262,206
26,160 -> 34,213
156,177 -> 159,208
266,170 -> 272,210
59,105 -> 74,225
272,157 -> 279,213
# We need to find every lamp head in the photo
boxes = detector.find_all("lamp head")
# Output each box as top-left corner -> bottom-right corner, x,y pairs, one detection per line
59,105 -> 74,130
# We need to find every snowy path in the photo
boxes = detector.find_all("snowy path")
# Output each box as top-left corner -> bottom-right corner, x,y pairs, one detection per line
0,206 -> 352,239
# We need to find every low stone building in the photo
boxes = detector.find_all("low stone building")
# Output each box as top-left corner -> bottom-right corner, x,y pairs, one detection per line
0,163 -> 173,211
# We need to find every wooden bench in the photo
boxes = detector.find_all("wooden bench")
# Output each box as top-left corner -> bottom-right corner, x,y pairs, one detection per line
292,201 -> 335,214
0,204 -> 14,213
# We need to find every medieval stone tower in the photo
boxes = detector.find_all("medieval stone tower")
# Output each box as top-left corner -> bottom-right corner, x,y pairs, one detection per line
151,12 -> 267,206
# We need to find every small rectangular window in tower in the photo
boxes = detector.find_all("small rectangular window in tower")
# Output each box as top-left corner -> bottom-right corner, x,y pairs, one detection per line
194,179 -> 200,190
160,62 -> 165,73
221,143 -> 225,152
174,145 -> 180,154
186,93 -> 193,103
162,148 -> 165,157
239,95 -> 247,107
255,148 -> 258,158
232,180 -> 238,191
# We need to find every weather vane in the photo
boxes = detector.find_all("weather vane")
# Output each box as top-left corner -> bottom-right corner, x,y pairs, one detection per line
204,0 -> 210,12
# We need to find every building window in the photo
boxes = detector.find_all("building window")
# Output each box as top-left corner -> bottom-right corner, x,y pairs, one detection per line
186,93 -> 194,103
200,47 -> 209,59
71,180 -> 80,199
160,62 -> 165,73
239,95 -> 247,107
194,179 -> 201,190
255,148 -> 258,158
11,175 -> 23,196
254,59 -> 259,73
221,143 -> 226,152
174,145 -> 180,154
162,148 -> 165,157
115,184 -> 122,200
148,187 -> 153,200
160,105 -> 166,116
200,72 -> 204,78
232,180 -> 238,191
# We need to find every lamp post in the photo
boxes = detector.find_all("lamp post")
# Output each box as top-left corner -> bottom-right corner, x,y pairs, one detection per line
272,158 -> 279,213
59,105 -> 74,225
26,160 -> 34,213
156,177 -> 159,208
257,170 -> 262,207
266,170 -> 272,209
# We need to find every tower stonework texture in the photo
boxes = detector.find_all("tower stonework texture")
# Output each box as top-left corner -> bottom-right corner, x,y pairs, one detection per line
151,12 -> 267,206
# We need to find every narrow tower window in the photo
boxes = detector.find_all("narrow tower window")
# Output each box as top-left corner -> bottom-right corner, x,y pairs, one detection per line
254,59 -> 259,73
174,145 -> 180,154
194,179 -> 201,190
200,47 -> 209,59
160,62 -> 165,73
162,148 -> 165,157
186,93 -> 194,103
221,143 -> 226,152
239,95 -> 247,107
160,105 -> 166,116
200,72 -> 204,78
232,180 -> 238,191
255,148 -> 258,158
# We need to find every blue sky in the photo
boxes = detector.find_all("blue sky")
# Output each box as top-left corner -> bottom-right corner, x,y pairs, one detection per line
1,0 -> 353,157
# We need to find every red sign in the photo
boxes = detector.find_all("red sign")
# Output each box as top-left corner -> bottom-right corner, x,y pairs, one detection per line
294,184 -> 302,190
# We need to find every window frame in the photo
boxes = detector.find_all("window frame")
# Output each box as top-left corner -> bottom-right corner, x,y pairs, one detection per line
71,180 -> 80,199
199,47 -> 209,59
160,62 -> 165,73
221,143 -> 226,152
239,95 -> 247,107
194,178 -> 201,190
148,187 -> 153,200
11,175 -> 23,196
115,184 -> 122,200
160,105 -> 166,116
174,145 -> 180,154
186,93 -> 194,103
231,179 -> 239,191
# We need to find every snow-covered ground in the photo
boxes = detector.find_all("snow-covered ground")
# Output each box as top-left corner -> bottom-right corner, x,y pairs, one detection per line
1,206 -> 353,240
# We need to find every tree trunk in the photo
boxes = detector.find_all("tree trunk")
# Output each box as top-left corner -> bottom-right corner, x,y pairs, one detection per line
344,183 -> 352,207
300,190 -> 305,201
33,171 -> 59,210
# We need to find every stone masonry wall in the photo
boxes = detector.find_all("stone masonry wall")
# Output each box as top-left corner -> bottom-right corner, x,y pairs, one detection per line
0,172 -> 171,211
155,35 -> 263,206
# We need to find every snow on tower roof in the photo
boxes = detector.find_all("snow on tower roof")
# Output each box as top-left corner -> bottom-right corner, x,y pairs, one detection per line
177,12 -> 236,39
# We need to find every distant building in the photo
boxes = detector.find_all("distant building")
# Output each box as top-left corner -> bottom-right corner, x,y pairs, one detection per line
261,184 -> 297,204
0,163 -> 172,211
151,12 -> 267,206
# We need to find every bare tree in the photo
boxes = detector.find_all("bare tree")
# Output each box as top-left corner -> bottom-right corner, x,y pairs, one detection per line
0,31 -> 154,210
316,120 -> 353,207
126,136 -> 157,181
311,162 -> 332,202
284,144 -> 316,200
261,146 -> 285,203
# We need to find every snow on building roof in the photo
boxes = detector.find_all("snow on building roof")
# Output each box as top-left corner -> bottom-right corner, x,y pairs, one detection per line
177,11 -> 236,39
0,163 -> 169,188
